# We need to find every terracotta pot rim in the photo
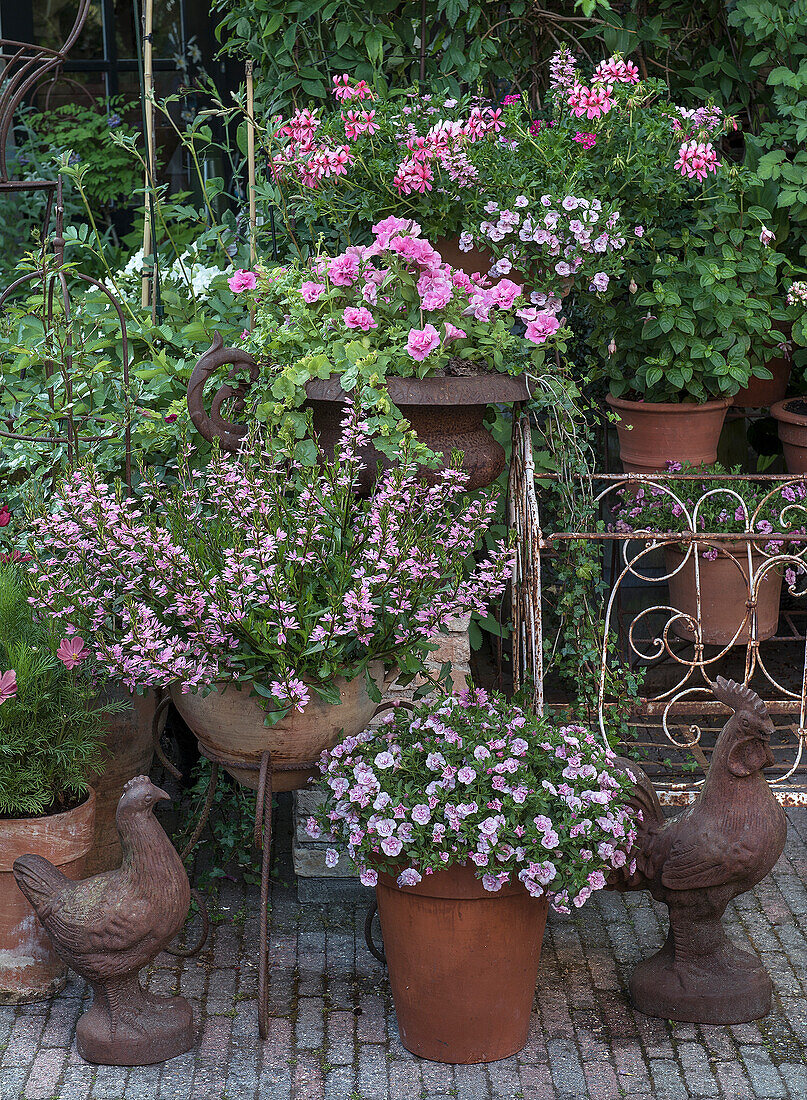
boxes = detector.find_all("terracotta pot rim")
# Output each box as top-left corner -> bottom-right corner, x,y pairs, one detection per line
0,786 -> 95,830
663,541 -> 782,558
375,861 -> 540,901
169,663 -> 386,700
606,393 -> 733,414
770,398 -> 807,426
305,373 -> 532,406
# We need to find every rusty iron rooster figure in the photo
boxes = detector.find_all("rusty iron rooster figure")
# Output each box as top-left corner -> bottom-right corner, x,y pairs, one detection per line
13,776 -> 194,1065
611,677 -> 787,1024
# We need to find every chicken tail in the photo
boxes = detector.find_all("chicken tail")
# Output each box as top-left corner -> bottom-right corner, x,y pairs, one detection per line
12,854 -> 70,921
607,756 -> 665,893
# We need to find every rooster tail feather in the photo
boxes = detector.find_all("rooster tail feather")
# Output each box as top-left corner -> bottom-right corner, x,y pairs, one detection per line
613,755 -> 665,831
12,854 -> 70,919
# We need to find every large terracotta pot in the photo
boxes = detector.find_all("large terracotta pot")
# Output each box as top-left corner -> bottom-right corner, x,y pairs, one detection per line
306,374 -> 531,493
733,327 -> 793,408
664,544 -> 783,646
0,790 -> 95,1003
170,666 -> 385,791
85,688 -> 165,876
606,393 -> 731,475
771,398 -> 807,474
375,863 -> 549,1064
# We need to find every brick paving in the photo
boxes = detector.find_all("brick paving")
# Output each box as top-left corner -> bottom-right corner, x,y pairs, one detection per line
2,801 -> 807,1100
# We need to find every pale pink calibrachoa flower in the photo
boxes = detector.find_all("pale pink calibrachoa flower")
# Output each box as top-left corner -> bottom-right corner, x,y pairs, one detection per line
310,690 -> 638,913
407,324 -> 441,361
228,269 -> 257,293
56,636 -> 89,669
0,669 -> 16,705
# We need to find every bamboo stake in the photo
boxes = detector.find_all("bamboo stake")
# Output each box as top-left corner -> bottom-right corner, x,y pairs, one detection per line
141,0 -> 156,310
246,61 -> 257,271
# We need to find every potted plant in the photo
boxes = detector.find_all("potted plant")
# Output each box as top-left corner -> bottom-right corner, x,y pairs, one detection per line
191,217 -> 568,488
27,414 -> 515,793
772,281 -> 807,471
593,185 -> 789,472
307,688 -> 638,1064
612,463 -> 807,645
0,564 -> 126,1002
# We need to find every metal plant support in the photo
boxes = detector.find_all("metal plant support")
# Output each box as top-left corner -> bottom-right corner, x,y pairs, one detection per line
509,408 -> 807,805
0,183 -> 133,487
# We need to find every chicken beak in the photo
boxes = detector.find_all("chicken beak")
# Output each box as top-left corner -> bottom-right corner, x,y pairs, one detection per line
151,785 -> 171,804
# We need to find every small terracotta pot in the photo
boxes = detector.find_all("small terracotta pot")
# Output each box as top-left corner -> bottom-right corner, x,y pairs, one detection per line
170,666 -> 385,791
375,863 -> 549,1063
606,393 -> 731,475
0,790 -> 95,1003
85,688 -> 165,876
664,544 -> 783,646
771,398 -> 807,474
733,349 -> 792,408
306,374 -> 532,493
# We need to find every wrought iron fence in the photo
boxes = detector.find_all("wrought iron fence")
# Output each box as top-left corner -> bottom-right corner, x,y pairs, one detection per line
509,411 -> 807,805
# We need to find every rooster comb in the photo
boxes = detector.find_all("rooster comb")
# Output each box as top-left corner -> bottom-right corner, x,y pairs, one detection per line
123,775 -> 152,792
710,676 -> 768,719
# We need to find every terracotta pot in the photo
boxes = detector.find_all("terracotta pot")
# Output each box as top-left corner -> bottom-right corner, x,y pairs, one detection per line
375,863 -> 549,1063
606,393 -> 731,475
734,325 -> 796,413
664,544 -> 783,646
85,688 -> 165,876
306,374 -> 531,493
433,234 -> 572,298
0,790 -> 95,1003
771,398 -> 807,474
170,666 -> 385,791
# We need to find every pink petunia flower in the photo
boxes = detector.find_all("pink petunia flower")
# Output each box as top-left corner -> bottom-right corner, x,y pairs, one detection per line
0,669 -> 17,704
407,324 -> 441,361
228,270 -> 257,293
0,505 -> 9,528
525,313 -> 561,344
56,636 -> 90,669
343,306 -> 377,331
300,280 -> 327,303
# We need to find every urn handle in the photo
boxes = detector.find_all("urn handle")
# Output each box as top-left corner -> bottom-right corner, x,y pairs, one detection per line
186,332 -> 260,452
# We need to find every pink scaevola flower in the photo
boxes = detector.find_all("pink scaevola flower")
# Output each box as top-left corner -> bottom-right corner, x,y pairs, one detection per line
0,669 -> 17,704
406,324 -> 441,361
228,270 -> 258,293
56,636 -> 90,669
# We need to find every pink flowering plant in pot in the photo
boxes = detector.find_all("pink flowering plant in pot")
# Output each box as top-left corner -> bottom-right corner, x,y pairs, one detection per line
307,687 -> 639,909
26,411 -> 515,720
236,216 -> 568,454
0,563 -> 126,818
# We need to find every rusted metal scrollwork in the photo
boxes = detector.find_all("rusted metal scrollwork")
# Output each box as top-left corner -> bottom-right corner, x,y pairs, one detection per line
0,0 -> 91,206
186,332 -> 259,453
509,407 -> 807,804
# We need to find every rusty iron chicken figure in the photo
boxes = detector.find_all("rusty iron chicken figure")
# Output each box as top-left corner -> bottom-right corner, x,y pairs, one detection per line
611,677 -> 787,1024
13,776 -> 195,1065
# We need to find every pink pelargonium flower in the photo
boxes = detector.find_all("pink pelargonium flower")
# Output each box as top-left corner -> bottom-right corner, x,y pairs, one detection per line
56,636 -> 90,669
228,269 -> 257,293
674,140 -> 721,181
0,669 -> 17,704
343,306 -> 377,331
407,324 -> 441,361
300,280 -> 327,303
525,313 -> 561,344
